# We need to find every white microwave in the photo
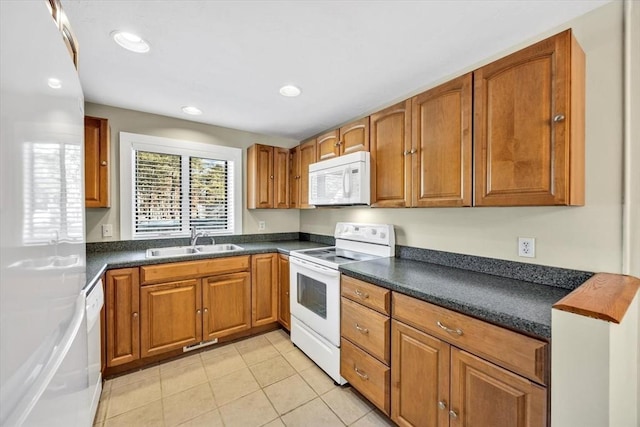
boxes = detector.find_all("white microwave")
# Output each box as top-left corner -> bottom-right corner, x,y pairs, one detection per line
309,151 -> 370,206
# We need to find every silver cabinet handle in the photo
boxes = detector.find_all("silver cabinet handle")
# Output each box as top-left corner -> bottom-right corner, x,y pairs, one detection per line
437,321 -> 463,336
403,150 -> 410,156
438,401 -> 447,410
355,323 -> 369,334
270,175 -> 274,179
132,312 -> 138,318
203,308 -> 208,313
196,309 -> 202,315
354,289 -> 369,299
410,148 -> 417,154
553,114 -> 565,122
449,410 -> 458,419
354,366 -> 369,380
100,160 -> 107,166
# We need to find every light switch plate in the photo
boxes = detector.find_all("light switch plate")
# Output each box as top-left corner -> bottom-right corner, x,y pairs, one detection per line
102,224 -> 113,238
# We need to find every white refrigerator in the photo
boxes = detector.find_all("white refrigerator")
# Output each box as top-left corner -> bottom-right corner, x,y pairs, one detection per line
0,1 -> 92,426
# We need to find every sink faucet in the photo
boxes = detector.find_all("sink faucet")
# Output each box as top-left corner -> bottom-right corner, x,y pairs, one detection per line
190,227 -> 214,247
191,227 -> 204,247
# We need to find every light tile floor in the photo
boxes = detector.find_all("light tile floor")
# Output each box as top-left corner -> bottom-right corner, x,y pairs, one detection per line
94,329 -> 396,427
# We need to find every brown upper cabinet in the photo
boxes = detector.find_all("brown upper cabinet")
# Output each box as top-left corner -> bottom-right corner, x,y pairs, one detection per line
474,29 -> 585,206
317,117 -> 370,161
247,144 -> 290,209
84,116 -> 110,208
370,100 -> 412,208
411,73 -> 473,207
290,138 -> 317,209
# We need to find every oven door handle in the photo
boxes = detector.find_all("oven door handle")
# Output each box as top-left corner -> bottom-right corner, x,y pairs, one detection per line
290,256 -> 340,277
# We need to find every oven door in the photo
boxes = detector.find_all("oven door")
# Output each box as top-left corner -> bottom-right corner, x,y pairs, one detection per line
289,256 -> 341,347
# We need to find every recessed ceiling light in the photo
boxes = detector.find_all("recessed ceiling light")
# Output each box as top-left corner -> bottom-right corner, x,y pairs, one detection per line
279,85 -> 301,97
111,30 -> 150,53
181,106 -> 202,115
47,78 -> 62,89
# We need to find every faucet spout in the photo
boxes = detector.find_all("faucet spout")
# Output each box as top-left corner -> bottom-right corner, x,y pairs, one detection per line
190,227 -> 204,247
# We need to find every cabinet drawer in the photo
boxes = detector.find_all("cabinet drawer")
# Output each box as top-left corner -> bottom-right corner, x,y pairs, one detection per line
341,297 -> 390,364
140,256 -> 250,285
341,338 -> 390,416
392,292 -> 548,385
341,275 -> 390,315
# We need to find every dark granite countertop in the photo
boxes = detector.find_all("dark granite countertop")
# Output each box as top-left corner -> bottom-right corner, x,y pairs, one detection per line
87,236 -> 577,340
340,257 -> 571,339
86,240 -> 329,292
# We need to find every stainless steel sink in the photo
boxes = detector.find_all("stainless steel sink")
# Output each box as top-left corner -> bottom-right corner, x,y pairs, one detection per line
146,244 -> 244,258
194,244 -> 243,253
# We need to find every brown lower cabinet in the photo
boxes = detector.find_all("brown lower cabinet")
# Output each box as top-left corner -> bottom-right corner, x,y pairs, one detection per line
105,268 -> 140,367
105,255 -> 282,372
277,254 -> 291,330
252,253 -> 278,326
339,274 -> 549,427
203,272 -> 251,339
391,320 -> 546,427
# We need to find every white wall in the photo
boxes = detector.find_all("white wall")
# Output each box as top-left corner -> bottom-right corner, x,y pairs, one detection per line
552,293 -> 639,427
300,1 -> 626,274
84,103 -> 300,242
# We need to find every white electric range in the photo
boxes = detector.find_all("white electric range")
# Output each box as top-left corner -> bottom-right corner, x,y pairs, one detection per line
289,223 -> 395,384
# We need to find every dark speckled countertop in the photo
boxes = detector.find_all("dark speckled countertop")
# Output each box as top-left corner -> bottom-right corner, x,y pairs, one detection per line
340,257 -> 570,339
88,236 -> 580,341
86,240 -> 329,292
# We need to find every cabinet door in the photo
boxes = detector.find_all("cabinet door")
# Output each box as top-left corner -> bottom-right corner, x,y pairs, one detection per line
202,272 -> 251,339
289,146 -> 301,209
474,30 -> 584,206
105,268 -> 140,367
140,279 -> 201,357
391,320 -> 450,427
370,100 -> 412,208
251,253 -> 279,326
298,139 -> 317,209
84,116 -> 110,208
450,349 -> 547,427
317,130 -> 340,161
340,117 -> 369,155
274,147 -> 290,208
247,144 -> 274,209
277,254 -> 291,331
412,74 -> 472,207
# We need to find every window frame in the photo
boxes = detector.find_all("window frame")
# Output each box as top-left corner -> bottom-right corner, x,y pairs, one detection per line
120,132 -> 242,240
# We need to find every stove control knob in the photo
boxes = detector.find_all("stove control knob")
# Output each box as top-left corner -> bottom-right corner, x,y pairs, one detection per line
380,232 -> 386,239
371,229 -> 377,235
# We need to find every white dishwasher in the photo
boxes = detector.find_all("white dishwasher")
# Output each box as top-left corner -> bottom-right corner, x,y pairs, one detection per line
85,280 -> 104,424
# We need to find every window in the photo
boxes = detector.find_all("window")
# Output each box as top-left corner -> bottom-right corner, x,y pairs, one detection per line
120,132 -> 242,239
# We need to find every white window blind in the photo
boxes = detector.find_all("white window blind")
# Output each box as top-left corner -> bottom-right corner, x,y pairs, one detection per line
189,157 -> 233,232
121,132 -> 242,240
134,151 -> 182,236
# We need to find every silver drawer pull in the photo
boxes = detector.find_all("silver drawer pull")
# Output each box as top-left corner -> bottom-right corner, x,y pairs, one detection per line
553,114 -> 565,122
449,410 -> 458,419
355,323 -> 369,334
354,289 -> 369,299
438,400 -> 447,410
354,366 -> 369,380
437,321 -> 463,336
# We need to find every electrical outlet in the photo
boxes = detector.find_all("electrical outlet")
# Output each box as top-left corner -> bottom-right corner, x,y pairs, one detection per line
258,221 -> 266,231
102,224 -> 113,238
518,237 -> 535,258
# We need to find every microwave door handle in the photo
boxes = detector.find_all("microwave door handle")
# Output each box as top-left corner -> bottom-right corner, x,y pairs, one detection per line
343,167 -> 351,197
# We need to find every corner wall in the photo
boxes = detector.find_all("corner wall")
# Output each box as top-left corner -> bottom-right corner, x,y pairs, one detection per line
300,1 -> 625,273
84,103 -> 300,242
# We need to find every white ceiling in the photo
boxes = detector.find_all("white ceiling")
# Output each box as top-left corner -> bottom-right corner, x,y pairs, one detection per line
62,0 -> 609,141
